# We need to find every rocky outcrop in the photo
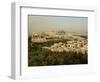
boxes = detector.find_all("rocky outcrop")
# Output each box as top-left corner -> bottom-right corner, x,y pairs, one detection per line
30,31 -> 87,54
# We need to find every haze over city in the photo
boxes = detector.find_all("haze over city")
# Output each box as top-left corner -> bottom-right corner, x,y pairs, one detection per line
28,15 -> 88,36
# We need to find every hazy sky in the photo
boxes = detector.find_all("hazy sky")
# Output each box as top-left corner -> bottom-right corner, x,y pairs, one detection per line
28,15 -> 88,36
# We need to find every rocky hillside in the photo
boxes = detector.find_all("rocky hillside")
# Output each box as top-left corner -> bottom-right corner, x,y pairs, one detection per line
30,31 -> 87,54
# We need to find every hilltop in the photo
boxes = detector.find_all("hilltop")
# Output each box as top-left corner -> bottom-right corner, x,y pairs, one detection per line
29,31 -> 87,54
28,30 -> 88,66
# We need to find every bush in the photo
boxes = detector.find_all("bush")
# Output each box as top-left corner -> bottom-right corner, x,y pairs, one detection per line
28,49 -> 88,66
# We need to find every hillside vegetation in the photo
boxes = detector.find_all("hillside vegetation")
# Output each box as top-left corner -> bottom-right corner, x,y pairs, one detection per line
28,31 -> 88,66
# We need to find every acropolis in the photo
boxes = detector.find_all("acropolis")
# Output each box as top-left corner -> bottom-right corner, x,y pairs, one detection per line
30,31 -> 87,54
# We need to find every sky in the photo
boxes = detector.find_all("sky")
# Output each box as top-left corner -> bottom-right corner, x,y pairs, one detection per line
28,15 -> 88,36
